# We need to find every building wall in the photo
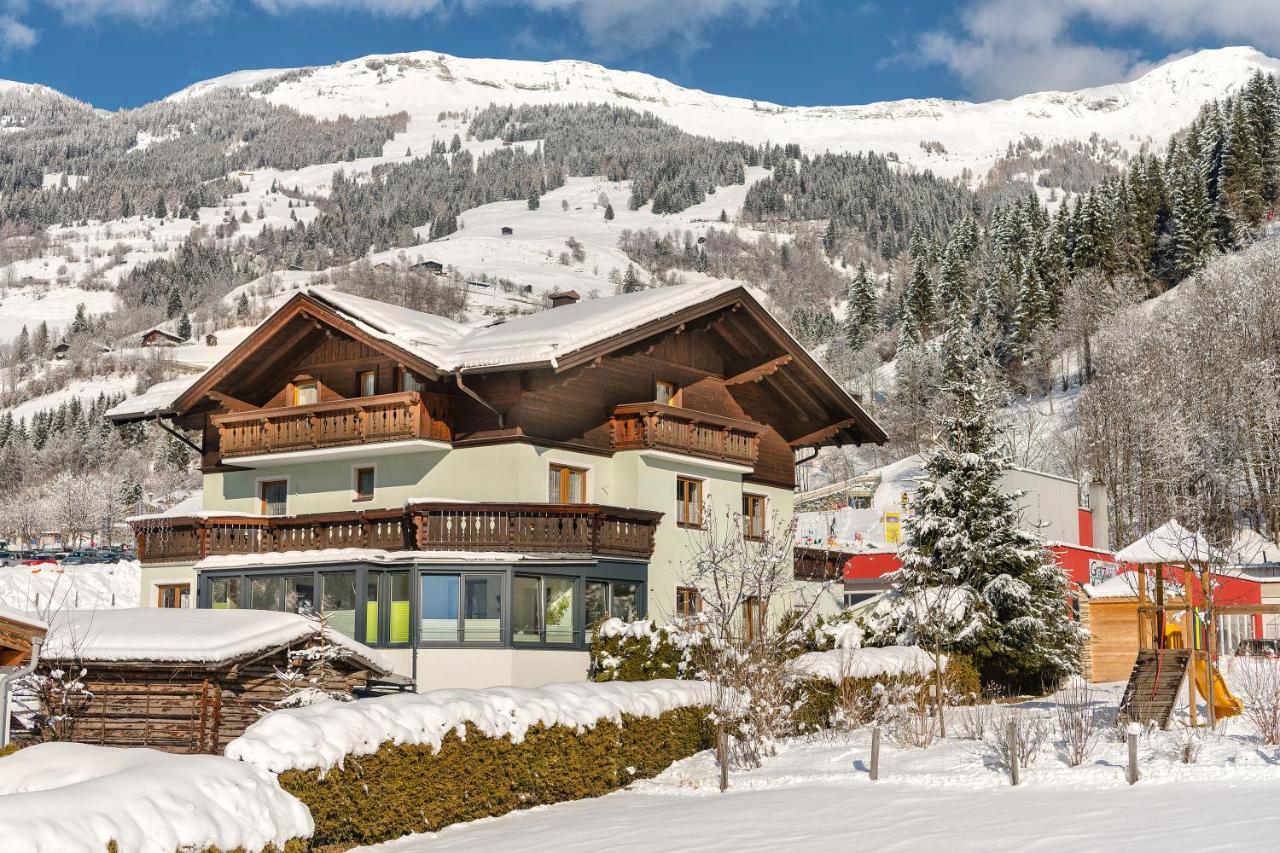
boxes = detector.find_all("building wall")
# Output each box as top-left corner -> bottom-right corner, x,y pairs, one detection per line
139,563 -> 198,608
379,647 -> 591,691
1002,467 -> 1083,546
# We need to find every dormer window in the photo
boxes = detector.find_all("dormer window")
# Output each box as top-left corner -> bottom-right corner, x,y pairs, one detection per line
292,379 -> 318,406
357,369 -> 377,397
656,380 -> 681,406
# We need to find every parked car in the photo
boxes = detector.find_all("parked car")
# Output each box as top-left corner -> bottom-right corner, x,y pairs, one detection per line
1236,638 -> 1280,657
21,553 -> 58,566
0,551 -> 20,567
61,551 -> 98,565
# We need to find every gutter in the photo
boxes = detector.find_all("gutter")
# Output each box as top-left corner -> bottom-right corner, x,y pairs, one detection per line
0,636 -> 42,748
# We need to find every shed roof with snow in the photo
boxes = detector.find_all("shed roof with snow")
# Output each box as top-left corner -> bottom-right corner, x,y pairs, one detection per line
1115,519 -> 1223,565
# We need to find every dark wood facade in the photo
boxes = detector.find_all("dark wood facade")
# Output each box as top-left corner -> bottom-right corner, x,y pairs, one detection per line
0,612 -> 44,668
149,289 -> 883,490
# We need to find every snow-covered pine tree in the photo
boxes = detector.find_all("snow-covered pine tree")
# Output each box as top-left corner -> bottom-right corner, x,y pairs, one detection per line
843,261 -> 877,350
872,318 -> 1084,691
177,312 -> 192,341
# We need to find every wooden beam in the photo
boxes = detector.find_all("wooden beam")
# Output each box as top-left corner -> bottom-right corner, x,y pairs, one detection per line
206,390 -> 256,413
724,354 -> 793,386
233,321 -> 321,397
787,418 -> 856,448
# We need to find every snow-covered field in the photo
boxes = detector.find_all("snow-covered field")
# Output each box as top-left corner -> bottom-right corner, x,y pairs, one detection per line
365,677 -> 1280,852
0,561 -> 139,613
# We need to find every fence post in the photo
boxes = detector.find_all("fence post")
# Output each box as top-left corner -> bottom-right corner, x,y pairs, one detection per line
870,726 -> 881,781
717,726 -> 729,792
1008,720 -> 1020,786
1127,732 -> 1140,785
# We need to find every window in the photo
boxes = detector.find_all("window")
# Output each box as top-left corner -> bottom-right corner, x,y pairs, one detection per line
655,379 -> 681,406
292,379 -> 318,406
210,577 -> 240,609
513,575 -> 577,645
610,582 -> 640,622
743,494 -> 767,540
743,596 -> 765,643
676,586 -> 703,619
419,572 -> 503,643
585,580 -> 645,630
157,583 -> 189,608
357,369 -> 377,397
585,580 -> 608,628
259,479 -> 287,516
354,466 -> 375,501
250,576 -> 283,611
398,369 -> 424,394
548,463 -> 588,504
676,477 -> 703,527
322,571 -> 358,638
284,574 -> 315,615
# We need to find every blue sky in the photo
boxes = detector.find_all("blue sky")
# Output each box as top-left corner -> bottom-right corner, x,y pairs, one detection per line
1,0 -> 1279,110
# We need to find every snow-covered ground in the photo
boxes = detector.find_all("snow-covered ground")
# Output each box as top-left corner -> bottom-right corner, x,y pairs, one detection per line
364,676 -> 1280,852
0,561 -> 139,613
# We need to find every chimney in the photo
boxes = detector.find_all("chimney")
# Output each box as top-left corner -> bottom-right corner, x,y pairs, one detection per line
1089,479 -> 1110,552
548,289 -> 580,308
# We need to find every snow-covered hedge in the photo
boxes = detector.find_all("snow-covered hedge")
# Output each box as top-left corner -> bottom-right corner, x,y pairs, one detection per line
0,742 -> 312,853
227,679 -> 715,847
589,617 -> 704,681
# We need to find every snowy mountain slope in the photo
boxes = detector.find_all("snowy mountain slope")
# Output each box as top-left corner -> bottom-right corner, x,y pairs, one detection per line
172,46 -> 1280,182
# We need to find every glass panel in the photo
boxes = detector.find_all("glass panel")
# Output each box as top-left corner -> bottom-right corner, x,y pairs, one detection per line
400,371 -> 424,393
294,381 -> 318,405
420,574 -> 459,642
365,575 -> 381,644
544,576 -> 575,644
250,576 -> 283,611
355,468 -> 375,499
463,575 -> 502,642
610,582 -> 640,622
261,481 -> 287,516
359,371 -> 376,397
211,577 -> 240,609
389,573 -> 410,644
585,580 -> 608,629
566,468 -> 586,504
284,575 -> 316,615
513,575 -> 541,644
322,571 -> 358,638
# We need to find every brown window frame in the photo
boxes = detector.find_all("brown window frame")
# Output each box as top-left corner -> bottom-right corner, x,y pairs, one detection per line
356,369 -> 377,397
548,463 -> 588,504
655,379 -> 682,406
743,493 -> 767,540
676,476 -> 703,528
743,595 -> 766,643
396,368 -> 424,394
259,479 -> 288,516
354,466 -> 376,502
676,586 -> 703,619
157,583 -> 190,608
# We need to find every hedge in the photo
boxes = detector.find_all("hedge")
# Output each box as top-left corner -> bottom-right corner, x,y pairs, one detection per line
276,706 -> 713,848
791,654 -> 983,731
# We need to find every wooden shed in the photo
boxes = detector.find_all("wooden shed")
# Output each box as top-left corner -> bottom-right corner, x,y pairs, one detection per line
0,604 -> 46,668
31,608 -> 390,753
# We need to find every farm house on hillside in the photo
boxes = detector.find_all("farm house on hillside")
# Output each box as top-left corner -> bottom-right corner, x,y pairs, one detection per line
140,325 -> 183,347
21,608 -> 391,753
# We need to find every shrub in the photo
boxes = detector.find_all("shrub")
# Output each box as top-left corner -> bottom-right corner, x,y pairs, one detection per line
589,619 -> 701,682
277,706 -> 713,847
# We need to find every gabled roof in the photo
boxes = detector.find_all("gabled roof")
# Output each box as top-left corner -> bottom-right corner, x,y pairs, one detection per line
140,323 -> 183,340
110,281 -> 887,446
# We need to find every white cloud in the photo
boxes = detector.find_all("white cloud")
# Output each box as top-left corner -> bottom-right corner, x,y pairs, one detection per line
42,0 -> 223,25
915,0 -> 1280,100
252,0 -> 443,15
464,0 -> 792,55
0,14 -> 36,55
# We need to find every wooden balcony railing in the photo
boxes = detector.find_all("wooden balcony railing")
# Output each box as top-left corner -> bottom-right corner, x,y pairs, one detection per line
610,403 -> 765,467
132,503 -> 662,565
212,391 -> 452,460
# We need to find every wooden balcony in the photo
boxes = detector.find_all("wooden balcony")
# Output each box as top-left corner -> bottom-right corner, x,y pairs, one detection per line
610,403 -> 765,467
132,503 -> 662,565
212,391 -> 452,461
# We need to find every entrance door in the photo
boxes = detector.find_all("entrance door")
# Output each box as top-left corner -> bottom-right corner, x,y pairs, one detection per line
157,583 -> 190,608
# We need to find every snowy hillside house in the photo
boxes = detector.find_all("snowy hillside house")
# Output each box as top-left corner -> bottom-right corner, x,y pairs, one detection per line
106,283 -> 885,690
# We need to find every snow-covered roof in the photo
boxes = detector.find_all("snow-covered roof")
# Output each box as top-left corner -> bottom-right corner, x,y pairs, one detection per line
306,286 -> 470,368
194,547 -> 575,571
0,742 -> 312,853
1081,572 -> 1144,599
1115,519 -> 1223,565
40,608 -> 391,673
103,376 -> 198,420
0,602 -> 45,632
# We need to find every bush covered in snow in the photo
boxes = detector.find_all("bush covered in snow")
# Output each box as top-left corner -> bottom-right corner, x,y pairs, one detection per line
589,618 -> 703,682
227,680 -> 714,847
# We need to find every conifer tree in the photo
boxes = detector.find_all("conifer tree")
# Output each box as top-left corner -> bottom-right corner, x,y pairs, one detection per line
527,190 -> 540,211
177,312 -> 192,341
603,202 -> 614,221
872,320 -> 1084,690
622,263 -> 641,293
843,261 -> 877,350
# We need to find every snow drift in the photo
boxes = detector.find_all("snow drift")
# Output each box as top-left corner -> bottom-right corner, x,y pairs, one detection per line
0,742 -> 313,853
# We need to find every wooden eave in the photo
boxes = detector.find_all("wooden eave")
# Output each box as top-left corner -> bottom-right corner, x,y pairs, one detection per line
170,292 -> 445,417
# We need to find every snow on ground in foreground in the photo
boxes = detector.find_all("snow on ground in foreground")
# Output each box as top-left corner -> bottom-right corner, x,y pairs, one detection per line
0,560 -> 139,613
0,742 -> 312,853
363,676 -> 1280,853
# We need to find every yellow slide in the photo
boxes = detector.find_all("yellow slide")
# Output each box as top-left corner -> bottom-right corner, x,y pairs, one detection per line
1191,656 -> 1244,719
1163,621 -> 1244,720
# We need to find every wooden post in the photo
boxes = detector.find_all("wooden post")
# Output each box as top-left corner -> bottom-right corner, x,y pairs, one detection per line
1153,564 -> 1165,645
1008,720 -> 1020,786
1126,732 -> 1139,784
870,727 -> 881,781
1186,604 -> 1198,728
717,726 -> 729,792
1137,570 -> 1149,649
1201,566 -> 1217,728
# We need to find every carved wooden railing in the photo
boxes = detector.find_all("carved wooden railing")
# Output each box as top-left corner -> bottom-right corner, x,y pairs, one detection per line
212,391 -> 453,460
610,403 -> 764,467
132,503 -> 662,564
